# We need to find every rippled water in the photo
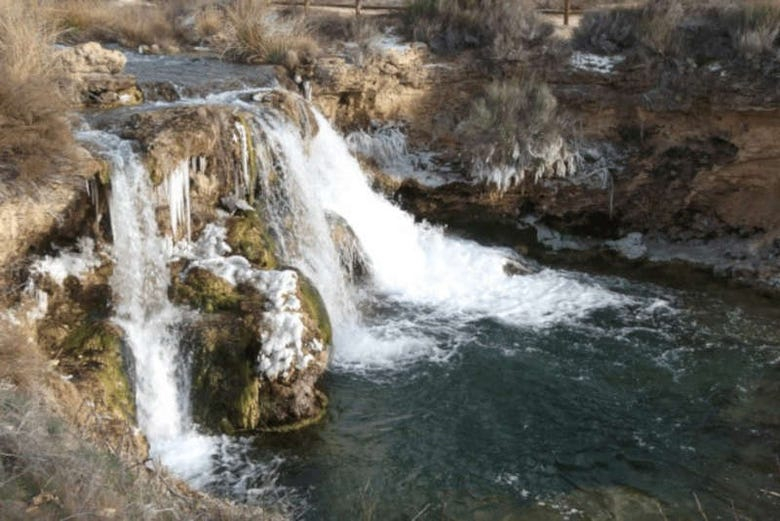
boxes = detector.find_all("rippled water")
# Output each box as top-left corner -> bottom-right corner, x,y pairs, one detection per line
246,277 -> 780,520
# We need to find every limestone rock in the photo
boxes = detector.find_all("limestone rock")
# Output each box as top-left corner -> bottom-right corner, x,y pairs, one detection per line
56,42 -> 141,108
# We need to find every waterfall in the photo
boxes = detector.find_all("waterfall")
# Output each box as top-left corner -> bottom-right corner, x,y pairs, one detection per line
78,131 -> 216,482
241,101 -> 625,370
76,90 -> 626,503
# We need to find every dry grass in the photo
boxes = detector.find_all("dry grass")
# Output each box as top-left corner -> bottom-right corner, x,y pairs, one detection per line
0,0 -> 79,184
405,0 -> 554,58
45,0 -> 178,49
456,76 -> 573,189
220,0 -> 320,67
0,315 -> 273,520
726,2 -> 780,59
574,0 -> 780,62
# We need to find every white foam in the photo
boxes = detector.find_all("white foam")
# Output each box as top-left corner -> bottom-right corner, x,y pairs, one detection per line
247,103 -> 629,371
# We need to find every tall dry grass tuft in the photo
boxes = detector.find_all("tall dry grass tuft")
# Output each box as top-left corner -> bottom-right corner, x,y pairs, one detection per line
221,0 -> 319,67
0,0 -> 78,184
45,0 -> 177,49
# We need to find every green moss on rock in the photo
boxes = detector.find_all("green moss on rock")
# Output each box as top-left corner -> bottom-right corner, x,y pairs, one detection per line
226,212 -> 278,269
61,321 -> 134,422
187,317 -> 260,433
170,267 -> 241,313
297,271 -> 332,346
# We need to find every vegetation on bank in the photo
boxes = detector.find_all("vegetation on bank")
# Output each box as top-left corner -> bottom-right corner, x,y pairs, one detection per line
574,0 -> 780,63
0,321 -> 266,520
405,0 -> 554,58
0,0 -> 78,185
457,77 -> 572,187
220,0 -> 319,66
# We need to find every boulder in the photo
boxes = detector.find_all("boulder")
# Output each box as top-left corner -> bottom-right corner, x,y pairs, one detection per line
56,42 -> 142,108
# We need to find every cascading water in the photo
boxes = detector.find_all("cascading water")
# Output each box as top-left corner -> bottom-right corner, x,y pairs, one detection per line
240,102 -> 626,370
77,89 -> 630,508
79,131 -> 291,508
79,131 -> 213,481
71,86 -> 780,520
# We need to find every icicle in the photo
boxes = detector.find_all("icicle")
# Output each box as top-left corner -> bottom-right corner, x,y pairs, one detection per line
234,122 -> 250,198
160,160 -> 192,241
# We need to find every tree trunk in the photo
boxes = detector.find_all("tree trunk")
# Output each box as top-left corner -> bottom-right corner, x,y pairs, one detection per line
304,0 -> 310,17
356,0 -> 363,17
564,0 -> 570,26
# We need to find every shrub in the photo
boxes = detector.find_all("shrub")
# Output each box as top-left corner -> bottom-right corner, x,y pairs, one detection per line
726,3 -> 780,59
221,0 -> 319,67
575,0 -> 780,63
572,8 -> 640,54
456,77 -> 574,191
0,0 -> 78,184
45,0 -> 178,49
405,0 -> 553,59
573,0 -> 683,56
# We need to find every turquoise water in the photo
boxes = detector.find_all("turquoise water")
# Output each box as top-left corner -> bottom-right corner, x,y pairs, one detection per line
246,275 -> 780,520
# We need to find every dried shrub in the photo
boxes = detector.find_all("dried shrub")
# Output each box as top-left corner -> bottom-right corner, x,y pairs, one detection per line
575,0 -> 780,63
725,2 -> 780,59
456,77 -> 575,191
221,0 -> 320,67
405,0 -> 553,58
0,0 -> 78,184
573,0 -> 683,56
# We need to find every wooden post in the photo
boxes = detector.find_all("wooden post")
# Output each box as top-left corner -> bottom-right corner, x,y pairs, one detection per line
564,0 -> 570,26
356,0 -> 363,17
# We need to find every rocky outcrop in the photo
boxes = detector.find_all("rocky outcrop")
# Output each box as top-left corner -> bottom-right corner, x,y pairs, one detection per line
110,94 -> 332,433
313,42 -> 484,141
170,221 -> 330,433
57,42 -> 142,108
0,152 -> 104,300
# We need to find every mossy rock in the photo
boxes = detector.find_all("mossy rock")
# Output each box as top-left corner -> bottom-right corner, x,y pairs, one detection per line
60,321 -> 134,422
297,271 -> 333,346
170,267 -> 241,313
226,212 -> 278,270
187,317 -> 261,433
